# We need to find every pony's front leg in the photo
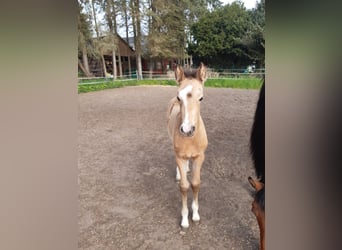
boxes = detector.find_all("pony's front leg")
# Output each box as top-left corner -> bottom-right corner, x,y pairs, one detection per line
176,157 -> 190,228
191,154 -> 205,222
176,160 -> 189,181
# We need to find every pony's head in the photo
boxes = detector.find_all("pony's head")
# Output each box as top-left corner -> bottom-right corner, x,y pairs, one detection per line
175,63 -> 207,137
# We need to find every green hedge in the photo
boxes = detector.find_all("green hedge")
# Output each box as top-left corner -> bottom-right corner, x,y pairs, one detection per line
78,78 -> 262,93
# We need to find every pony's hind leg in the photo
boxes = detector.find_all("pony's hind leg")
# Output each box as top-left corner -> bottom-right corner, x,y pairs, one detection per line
191,154 -> 204,222
176,158 -> 190,228
176,160 -> 190,181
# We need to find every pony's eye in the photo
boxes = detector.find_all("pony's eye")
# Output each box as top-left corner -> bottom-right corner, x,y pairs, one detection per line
177,96 -> 180,101
199,97 -> 203,101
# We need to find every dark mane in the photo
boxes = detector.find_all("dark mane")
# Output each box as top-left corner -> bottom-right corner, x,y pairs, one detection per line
250,78 -> 265,183
183,68 -> 198,78
249,77 -> 265,249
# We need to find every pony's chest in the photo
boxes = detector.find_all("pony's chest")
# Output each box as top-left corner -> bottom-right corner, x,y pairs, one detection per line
174,137 -> 208,159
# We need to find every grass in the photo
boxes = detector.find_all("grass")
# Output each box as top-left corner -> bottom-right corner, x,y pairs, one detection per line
78,77 -> 263,93
205,78 -> 262,89
78,78 -> 111,84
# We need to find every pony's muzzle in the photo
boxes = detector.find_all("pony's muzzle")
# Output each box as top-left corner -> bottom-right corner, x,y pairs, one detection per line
180,125 -> 195,137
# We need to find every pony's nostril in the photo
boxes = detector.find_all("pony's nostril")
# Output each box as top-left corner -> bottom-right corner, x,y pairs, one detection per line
192,126 -> 195,133
180,126 -> 184,134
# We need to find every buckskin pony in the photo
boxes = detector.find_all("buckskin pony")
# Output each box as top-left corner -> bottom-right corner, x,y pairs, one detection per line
167,63 -> 208,228
248,79 -> 265,250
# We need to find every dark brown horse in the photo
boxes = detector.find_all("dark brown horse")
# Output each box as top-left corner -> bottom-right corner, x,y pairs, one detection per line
248,79 -> 265,250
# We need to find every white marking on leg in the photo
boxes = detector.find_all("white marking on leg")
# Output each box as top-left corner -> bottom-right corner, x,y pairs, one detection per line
192,200 -> 200,222
177,159 -> 190,228
185,160 -> 190,173
176,161 -> 190,181
181,206 -> 189,228
176,166 -> 180,181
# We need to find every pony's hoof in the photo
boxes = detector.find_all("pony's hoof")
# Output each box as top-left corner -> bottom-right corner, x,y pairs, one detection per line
181,217 -> 189,229
192,213 -> 200,222
181,221 -> 189,228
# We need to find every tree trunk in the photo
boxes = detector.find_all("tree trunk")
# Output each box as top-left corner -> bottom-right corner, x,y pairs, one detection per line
137,54 -> 143,80
78,59 -> 92,77
82,47 -> 90,75
109,0 -> 122,78
149,59 -> 153,79
101,53 -> 107,77
118,51 -> 123,77
128,56 -> 132,77
130,0 -> 137,78
112,49 -> 117,79
91,0 -> 99,37
123,0 -> 131,77
132,0 -> 143,80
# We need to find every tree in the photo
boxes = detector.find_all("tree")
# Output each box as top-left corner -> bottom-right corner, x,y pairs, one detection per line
88,0 -> 110,76
188,1 -> 263,68
120,0 -> 132,76
101,0 -> 122,79
146,0 -> 222,68
147,0 -> 185,58
91,0 -> 100,37
78,0 -> 244,77
245,0 -> 265,67
131,0 -> 143,79
78,0 -> 95,77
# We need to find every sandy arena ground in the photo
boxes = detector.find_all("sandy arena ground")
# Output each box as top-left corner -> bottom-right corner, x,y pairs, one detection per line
78,85 -> 260,249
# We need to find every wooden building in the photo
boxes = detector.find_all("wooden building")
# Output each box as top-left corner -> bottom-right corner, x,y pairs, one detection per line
86,34 -> 135,77
84,34 -> 180,78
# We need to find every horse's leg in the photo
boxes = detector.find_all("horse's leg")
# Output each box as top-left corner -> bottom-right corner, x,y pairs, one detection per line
252,198 -> 265,250
248,176 -> 265,249
185,160 -> 190,172
176,157 -> 190,228
191,154 -> 204,222
176,160 -> 189,181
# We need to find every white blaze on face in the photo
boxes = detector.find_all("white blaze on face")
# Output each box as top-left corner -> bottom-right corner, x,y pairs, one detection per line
179,85 -> 193,133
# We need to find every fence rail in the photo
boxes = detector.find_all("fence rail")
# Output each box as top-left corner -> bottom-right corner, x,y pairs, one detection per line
78,69 -> 265,85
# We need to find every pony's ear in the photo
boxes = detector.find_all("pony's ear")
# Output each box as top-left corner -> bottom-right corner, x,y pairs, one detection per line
175,65 -> 184,84
196,62 -> 207,84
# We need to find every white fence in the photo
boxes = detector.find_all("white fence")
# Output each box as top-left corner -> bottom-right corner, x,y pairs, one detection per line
78,69 -> 265,85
